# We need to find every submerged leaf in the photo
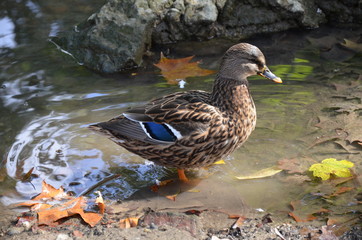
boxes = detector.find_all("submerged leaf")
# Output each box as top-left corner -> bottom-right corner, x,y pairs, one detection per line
289,200 -> 330,223
309,158 -> 354,180
277,158 -> 305,174
154,53 -> 215,84
235,166 -> 282,180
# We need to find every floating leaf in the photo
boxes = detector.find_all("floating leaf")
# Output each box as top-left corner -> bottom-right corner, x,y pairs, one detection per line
341,39 -> 362,52
32,181 -> 69,201
235,166 -> 282,180
154,53 -> 215,84
17,180 -> 104,227
213,160 -> 226,165
21,167 -> 35,182
37,196 -> 102,227
309,158 -> 354,181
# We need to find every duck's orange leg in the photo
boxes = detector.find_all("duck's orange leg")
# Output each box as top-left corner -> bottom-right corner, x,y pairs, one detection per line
177,169 -> 189,182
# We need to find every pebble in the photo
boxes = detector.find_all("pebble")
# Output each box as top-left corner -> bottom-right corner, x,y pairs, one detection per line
56,233 -> 73,240
7,227 -> 25,236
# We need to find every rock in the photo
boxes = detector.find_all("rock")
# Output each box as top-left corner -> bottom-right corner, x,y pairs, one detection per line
184,0 -> 218,25
57,0 -> 360,73
56,233 -> 73,240
6,227 -> 25,236
54,0 -> 156,73
316,0 -> 362,23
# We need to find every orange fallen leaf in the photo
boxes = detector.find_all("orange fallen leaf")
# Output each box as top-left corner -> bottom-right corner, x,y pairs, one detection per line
37,196 -> 102,227
331,186 -> 354,197
33,181 -> 69,201
289,211 -> 317,223
165,194 -> 177,201
129,217 -> 139,227
150,179 -> 174,192
232,217 -> 246,228
119,218 -> 131,229
30,203 -> 53,211
154,53 -> 215,84
119,216 -> 141,229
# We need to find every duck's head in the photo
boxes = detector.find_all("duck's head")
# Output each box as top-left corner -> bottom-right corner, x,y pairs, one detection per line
219,43 -> 282,83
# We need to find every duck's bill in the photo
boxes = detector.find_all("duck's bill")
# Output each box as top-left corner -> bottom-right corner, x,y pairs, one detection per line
258,67 -> 282,83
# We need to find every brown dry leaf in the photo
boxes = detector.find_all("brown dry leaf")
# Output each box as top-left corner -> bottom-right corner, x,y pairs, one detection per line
119,217 -> 139,229
331,187 -> 354,197
343,112 -> 362,144
154,53 -> 215,84
129,217 -> 139,227
184,210 -> 203,216
289,211 -> 317,223
119,218 -> 131,229
20,167 -> 35,182
165,194 -> 178,201
277,158 -> 305,174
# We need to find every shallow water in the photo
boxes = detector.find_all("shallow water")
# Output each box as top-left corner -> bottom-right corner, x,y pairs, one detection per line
0,1 -> 361,220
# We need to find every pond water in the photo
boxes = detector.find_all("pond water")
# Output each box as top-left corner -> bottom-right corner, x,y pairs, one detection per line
1,0 -> 361,221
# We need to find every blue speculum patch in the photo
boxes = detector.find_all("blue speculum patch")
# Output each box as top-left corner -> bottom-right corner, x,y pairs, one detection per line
143,122 -> 177,142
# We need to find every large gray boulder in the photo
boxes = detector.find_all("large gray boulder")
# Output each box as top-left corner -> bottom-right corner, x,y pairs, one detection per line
55,0 -> 361,73
55,0 -> 156,73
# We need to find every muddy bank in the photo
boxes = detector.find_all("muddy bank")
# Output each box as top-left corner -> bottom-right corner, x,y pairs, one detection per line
1,205 -> 361,240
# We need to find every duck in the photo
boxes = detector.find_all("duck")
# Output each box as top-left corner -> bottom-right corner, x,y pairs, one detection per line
90,43 -> 282,181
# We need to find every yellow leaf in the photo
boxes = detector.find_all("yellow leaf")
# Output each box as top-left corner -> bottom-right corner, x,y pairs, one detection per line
309,158 -> 354,180
235,166 -> 282,180
154,53 -> 215,84
213,160 -> 226,165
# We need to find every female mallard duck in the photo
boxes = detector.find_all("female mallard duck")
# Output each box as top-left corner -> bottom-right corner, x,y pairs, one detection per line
90,43 -> 282,181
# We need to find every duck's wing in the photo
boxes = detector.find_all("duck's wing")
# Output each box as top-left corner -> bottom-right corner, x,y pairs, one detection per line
91,91 -> 216,145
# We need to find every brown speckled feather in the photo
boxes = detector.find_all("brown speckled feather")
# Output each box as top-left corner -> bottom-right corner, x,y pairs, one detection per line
90,43 -> 281,169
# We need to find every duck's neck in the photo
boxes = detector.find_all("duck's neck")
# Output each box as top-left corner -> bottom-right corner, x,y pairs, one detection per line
210,74 -> 254,114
